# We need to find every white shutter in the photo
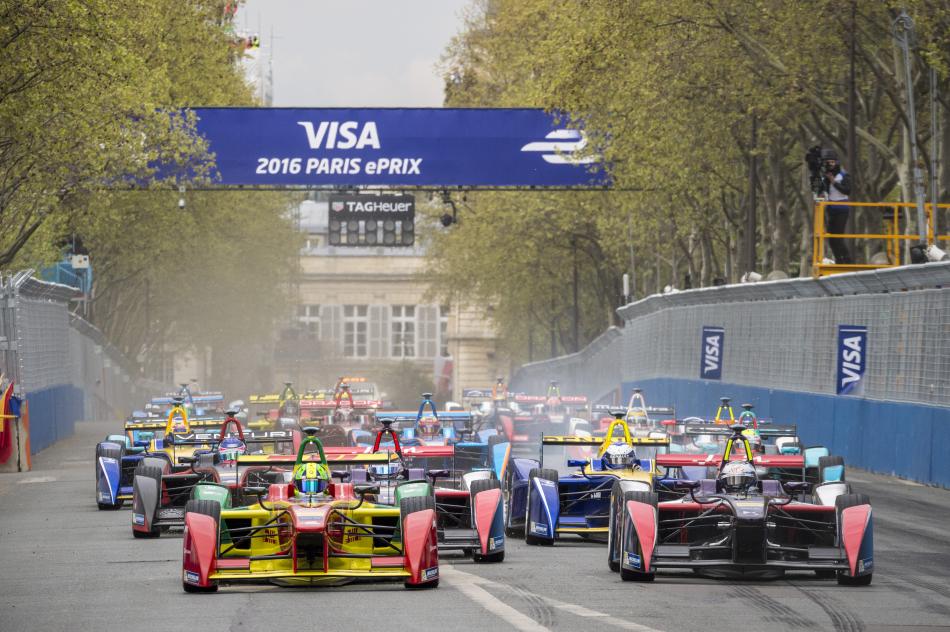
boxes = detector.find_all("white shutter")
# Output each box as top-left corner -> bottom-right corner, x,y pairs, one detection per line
321,305 -> 343,356
419,305 -> 438,358
369,305 -> 389,358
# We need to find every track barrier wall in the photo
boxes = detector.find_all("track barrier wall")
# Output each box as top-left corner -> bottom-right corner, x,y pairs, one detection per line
0,271 -> 165,470
512,262 -> 950,487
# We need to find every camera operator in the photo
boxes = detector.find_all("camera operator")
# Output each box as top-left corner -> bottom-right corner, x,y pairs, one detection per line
819,149 -> 853,264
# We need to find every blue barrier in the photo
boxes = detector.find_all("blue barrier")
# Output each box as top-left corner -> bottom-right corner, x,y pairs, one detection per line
25,385 -> 84,454
623,378 -> 950,487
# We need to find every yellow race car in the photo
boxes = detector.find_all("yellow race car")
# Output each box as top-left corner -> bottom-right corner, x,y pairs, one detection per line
181,428 -> 440,592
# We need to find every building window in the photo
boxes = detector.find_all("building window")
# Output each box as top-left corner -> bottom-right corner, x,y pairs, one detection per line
304,233 -> 322,250
391,305 -> 416,358
343,305 -> 368,357
298,304 -> 321,336
439,305 -> 450,357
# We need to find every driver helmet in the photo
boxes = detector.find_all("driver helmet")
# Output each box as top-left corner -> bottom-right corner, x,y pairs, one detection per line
718,461 -> 757,494
171,415 -> 187,433
218,436 -> 246,464
294,460 -> 330,495
602,442 -> 638,470
418,415 -> 440,439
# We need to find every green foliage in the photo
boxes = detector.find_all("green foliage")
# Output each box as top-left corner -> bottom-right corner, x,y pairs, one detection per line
2,0 -> 297,386
433,0 -> 950,364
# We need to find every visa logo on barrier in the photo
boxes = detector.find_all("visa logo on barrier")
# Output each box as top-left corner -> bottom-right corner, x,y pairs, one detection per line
297,121 -> 380,150
837,325 -> 867,395
700,326 -> 725,380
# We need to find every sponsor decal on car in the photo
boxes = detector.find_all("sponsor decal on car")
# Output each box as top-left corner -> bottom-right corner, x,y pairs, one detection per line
489,535 -> 504,551
98,491 -> 110,502
531,521 -> 548,536
537,478 -> 556,488
424,567 -> 439,581
184,570 -> 200,585
133,513 -> 145,525
858,558 -> 873,573
626,552 -> 642,570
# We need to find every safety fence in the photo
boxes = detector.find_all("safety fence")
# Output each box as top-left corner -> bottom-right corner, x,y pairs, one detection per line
0,271 -> 164,467
512,262 -> 950,485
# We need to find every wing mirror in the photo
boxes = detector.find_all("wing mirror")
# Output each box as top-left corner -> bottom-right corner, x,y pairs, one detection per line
354,484 -> 380,497
782,481 -> 809,493
331,469 -> 351,481
426,469 -> 450,480
177,455 -> 197,464
567,459 -> 588,468
133,440 -> 151,448
672,480 -> 701,492
243,485 -> 267,496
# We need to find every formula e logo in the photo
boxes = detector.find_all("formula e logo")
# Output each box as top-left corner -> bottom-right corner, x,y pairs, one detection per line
297,121 -> 380,150
489,536 -> 504,551
133,513 -> 145,525
184,570 -> 200,585
626,552 -> 642,569
700,326 -> 724,380
424,567 -> 439,581
858,558 -> 873,573
520,130 -> 597,165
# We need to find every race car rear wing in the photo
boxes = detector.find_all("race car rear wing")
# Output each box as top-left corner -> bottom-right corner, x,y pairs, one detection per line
124,416 -> 225,431
151,394 -> 224,405
683,423 -> 798,437
655,453 -> 805,468
299,399 -> 382,410
377,411 -> 474,423
248,394 -> 280,404
542,435 -> 670,446
591,404 -> 676,417
514,394 -> 588,405
236,452 -> 400,466
461,388 -> 492,400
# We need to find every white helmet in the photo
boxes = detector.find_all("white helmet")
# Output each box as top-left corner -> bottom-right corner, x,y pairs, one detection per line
603,442 -> 637,470
719,461 -> 757,494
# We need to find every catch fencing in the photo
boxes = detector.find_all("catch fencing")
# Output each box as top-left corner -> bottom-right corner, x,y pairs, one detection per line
512,262 -> 950,485
0,271 -> 164,458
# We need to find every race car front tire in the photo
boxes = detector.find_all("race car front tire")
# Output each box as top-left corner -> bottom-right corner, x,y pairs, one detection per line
619,491 -> 657,582
97,445 -> 125,510
503,469 -> 524,537
525,468 -> 558,546
835,493 -> 872,586
400,495 -> 438,589
470,478 -> 504,563
132,465 -> 164,538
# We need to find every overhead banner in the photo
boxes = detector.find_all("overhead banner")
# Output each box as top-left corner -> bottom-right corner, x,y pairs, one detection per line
836,325 -> 867,395
188,108 -> 605,187
700,326 -> 725,380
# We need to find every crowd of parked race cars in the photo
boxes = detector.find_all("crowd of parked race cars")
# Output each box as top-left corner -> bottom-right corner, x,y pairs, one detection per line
93,378 -> 874,592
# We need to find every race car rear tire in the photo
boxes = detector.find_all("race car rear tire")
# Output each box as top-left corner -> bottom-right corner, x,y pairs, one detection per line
525,468 -> 558,546
132,465 -> 164,538
619,491 -> 657,582
471,478 -> 504,563
97,445 -> 125,510
835,492 -> 872,586
818,455 -> 845,483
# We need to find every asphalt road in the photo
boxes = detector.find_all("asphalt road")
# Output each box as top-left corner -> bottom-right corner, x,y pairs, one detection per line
2,421 -> 950,632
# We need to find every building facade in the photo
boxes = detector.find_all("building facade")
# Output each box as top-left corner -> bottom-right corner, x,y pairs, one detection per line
275,196 -> 505,400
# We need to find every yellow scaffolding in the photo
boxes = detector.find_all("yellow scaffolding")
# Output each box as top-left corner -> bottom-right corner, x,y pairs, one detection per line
812,201 -> 950,277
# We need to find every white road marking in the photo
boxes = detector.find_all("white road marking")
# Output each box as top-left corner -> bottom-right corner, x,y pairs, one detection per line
441,566 -> 549,631
896,478 -> 924,487
18,476 -> 57,484
442,565 -> 665,632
